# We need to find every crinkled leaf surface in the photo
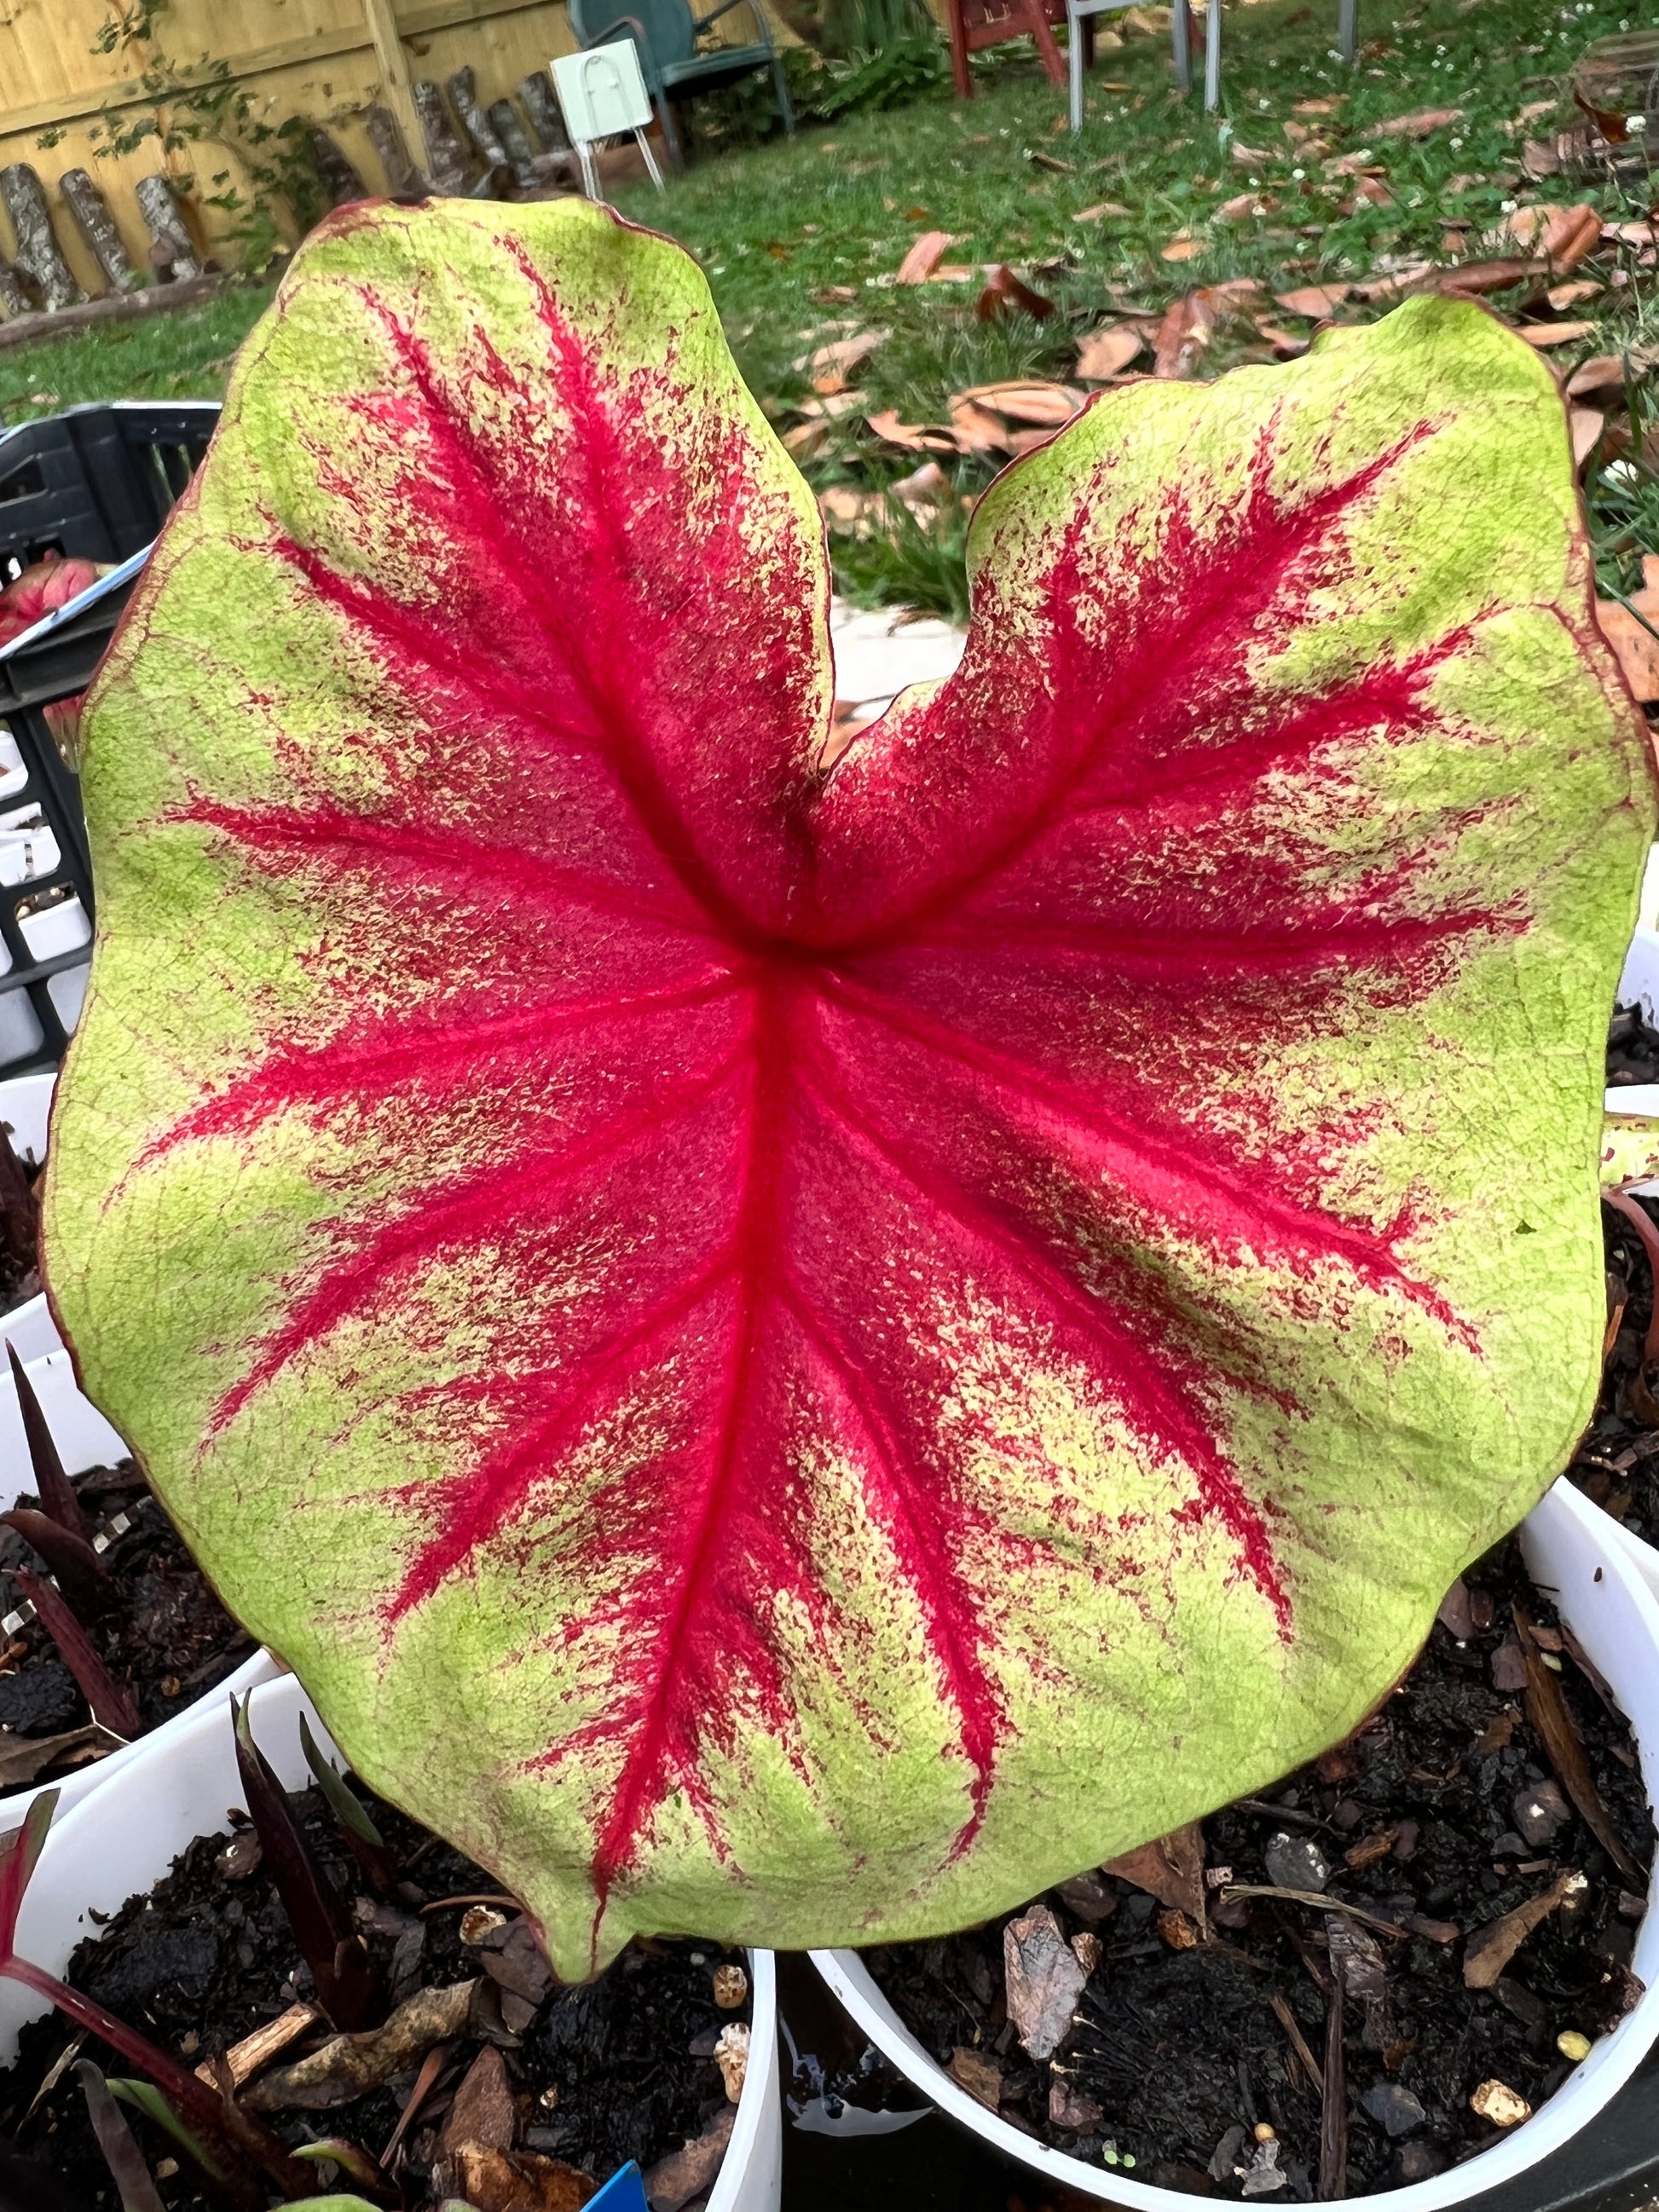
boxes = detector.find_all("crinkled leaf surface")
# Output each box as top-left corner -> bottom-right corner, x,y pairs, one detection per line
45,200 -> 1654,1975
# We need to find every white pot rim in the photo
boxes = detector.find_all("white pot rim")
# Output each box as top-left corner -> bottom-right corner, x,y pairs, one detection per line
812,1478 -> 1659,2212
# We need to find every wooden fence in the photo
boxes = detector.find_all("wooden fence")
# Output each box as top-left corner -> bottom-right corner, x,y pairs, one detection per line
0,0 -> 620,287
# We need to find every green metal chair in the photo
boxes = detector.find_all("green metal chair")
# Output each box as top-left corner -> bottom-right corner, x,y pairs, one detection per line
567,0 -> 795,168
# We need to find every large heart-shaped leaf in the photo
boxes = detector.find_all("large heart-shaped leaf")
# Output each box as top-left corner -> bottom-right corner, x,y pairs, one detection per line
45,200 -> 1653,1976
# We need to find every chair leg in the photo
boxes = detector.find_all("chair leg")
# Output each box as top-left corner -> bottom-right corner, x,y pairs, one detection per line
634,125 -> 667,188
772,54 -> 797,134
1171,0 -> 1191,91
947,0 -> 974,97
1067,6 -> 1084,130
577,141 -> 601,199
1337,0 -> 1357,61
655,93 -> 686,171
1203,0 -> 1220,108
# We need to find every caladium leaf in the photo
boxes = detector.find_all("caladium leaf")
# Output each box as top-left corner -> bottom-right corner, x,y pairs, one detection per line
44,200 -> 1654,1977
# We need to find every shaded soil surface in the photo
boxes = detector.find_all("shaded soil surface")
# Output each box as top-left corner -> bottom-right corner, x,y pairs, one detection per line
0,1461 -> 252,1769
862,1533 -> 1650,2199
0,1140 -> 39,1317
1606,1003 -> 1659,1092
0,1770 -> 749,2208
1578,1185 -> 1659,1544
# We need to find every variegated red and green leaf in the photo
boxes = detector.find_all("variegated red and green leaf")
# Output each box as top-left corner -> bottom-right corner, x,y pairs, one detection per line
44,199 -> 1654,1977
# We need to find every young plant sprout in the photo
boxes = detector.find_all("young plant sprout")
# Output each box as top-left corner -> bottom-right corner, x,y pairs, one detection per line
231,1692 -> 383,2030
75,2060 -> 167,2212
3,1702 -> 424,2203
43,198 -> 1655,1980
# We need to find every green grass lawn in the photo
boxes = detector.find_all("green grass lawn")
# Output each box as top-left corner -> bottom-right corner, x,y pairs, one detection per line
0,286 -> 273,422
1,0 -> 1652,617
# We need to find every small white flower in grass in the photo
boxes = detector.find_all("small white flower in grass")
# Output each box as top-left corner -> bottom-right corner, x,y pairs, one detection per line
1292,166 -> 1305,179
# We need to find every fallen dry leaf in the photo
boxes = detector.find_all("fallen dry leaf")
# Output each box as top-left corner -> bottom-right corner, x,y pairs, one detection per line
1104,1822 -> 1206,1917
781,420 -> 829,461
1518,320 -> 1598,347
643,2108 -> 735,2212
818,486 -> 876,530
803,327 -> 887,395
793,390 -> 867,423
1160,234 -> 1202,262
1256,321 -> 1311,357
1373,105 -> 1465,138
1597,556 -> 1659,702
1072,200 -> 1131,221
1350,177 -> 1394,209
1464,1870 -> 1578,1988
1217,193 -> 1266,221
895,229 -> 954,284
888,459 -> 953,510
1027,148 -> 1075,174
948,399 -> 1012,453
1149,291 -> 1217,378
436,2147 -> 595,2212
1007,426 -> 1057,454
0,1722 -> 114,1790
1567,353 -> 1633,398
1076,323 -> 1143,379
956,378 -> 1084,424
1275,282 -> 1350,318
1230,141 -> 1273,165
1422,257 -> 1550,297
1003,1902 -> 1088,2060
1324,149 -> 1382,177
975,264 -> 1056,321
1501,202 -> 1601,271
1523,136 -> 1563,180
948,2045 -> 1003,2108
1548,279 -> 1603,309
1515,1598 -> 1644,1886
1292,94 -> 1345,115
864,408 -> 957,453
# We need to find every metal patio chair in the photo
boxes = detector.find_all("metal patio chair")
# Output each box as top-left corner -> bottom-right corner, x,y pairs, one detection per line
568,0 -> 795,170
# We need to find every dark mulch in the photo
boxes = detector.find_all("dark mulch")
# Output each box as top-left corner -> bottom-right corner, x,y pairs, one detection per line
864,1532 -> 1650,2199
0,1770 -> 749,2207
0,1462 -> 252,1767
0,1137 -> 39,1318
1607,1003 -> 1659,1093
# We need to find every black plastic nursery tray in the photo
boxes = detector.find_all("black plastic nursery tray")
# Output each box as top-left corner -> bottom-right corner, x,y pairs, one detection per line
774,1955 -> 1659,2212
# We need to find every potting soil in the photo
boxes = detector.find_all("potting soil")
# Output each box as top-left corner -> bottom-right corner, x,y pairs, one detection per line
862,1532 -> 1649,2199
0,1462 -> 253,1753
0,1771 -> 752,2207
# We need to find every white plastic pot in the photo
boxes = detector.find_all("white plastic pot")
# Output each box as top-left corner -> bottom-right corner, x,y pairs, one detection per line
0,1673 -> 783,2212
0,1311 -> 276,1838
812,1476 -> 1659,2212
